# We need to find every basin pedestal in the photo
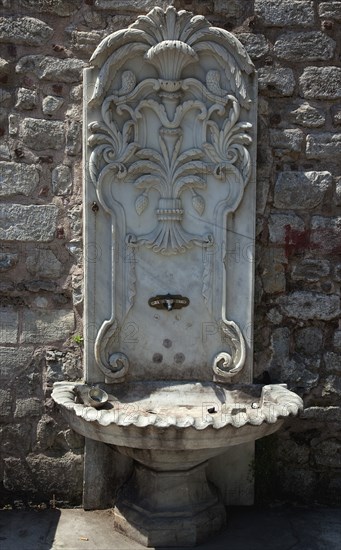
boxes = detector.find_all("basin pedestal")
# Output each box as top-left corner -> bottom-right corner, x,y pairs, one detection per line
114,461 -> 226,547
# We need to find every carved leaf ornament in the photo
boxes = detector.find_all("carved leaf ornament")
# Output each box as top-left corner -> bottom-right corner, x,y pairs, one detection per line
88,6 -> 255,381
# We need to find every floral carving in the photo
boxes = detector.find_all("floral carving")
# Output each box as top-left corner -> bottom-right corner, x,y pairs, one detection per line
88,109 -> 137,191
87,6 -> 256,381
203,98 -> 252,187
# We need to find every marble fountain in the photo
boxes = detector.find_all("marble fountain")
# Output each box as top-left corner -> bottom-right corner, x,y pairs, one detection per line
52,6 -> 303,547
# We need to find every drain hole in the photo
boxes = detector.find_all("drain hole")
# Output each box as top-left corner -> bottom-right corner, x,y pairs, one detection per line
174,352 -> 185,364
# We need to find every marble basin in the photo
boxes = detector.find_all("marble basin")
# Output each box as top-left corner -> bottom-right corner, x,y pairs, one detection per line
52,381 -> 302,454
52,381 -> 302,546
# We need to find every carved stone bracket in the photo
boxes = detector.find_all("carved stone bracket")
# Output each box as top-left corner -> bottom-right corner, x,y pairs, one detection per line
94,319 -> 130,383
212,320 -> 246,381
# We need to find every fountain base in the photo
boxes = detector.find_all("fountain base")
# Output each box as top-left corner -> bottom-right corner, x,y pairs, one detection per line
113,461 -> 226,547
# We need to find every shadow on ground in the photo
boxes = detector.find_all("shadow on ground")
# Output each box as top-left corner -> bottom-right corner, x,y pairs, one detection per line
0,506 -> 340,550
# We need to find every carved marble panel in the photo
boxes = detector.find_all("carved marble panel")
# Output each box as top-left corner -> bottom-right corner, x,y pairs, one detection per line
83,6 -> 257,383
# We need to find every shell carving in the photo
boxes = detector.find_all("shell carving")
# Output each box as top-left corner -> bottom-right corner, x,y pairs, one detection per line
145,40 -> 198,80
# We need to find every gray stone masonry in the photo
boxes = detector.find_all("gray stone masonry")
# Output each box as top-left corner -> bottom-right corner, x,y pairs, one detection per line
0,0 -> 340,507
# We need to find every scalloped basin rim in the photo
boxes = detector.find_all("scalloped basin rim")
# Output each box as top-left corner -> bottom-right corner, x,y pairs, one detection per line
52,380 -> 303,432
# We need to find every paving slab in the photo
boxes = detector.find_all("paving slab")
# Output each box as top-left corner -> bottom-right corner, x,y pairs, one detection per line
0,506 -> 340,550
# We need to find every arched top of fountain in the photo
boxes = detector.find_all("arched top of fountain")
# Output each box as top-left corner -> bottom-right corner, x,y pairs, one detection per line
89,5 -> 254,108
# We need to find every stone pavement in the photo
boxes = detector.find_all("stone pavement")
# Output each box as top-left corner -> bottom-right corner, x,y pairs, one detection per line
0,506 -> 340,550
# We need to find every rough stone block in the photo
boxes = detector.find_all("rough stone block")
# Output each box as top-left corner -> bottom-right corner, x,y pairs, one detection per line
237,34 -> 269,60
0,204 -> 58,241
0,17 -> 53,46
324,352 -> 341,373
0,161 -> 40,197
70,84 -> 82,102
302,406 -> 341,422
0,423 -> 33,454
8,114 -> 19,136
266,308 -> 283,325
42,95 -> 64,115
19,0 -> 81,17
95,0 -> 168,11
3,457 -> 36,492
0,252 -> 18,272
292,259 -> 330,281
213,0 -> 242,16
311,216 -> 341,253
14,397 -> 42,418
0,347 -> 33,380
26,248 -> 63,278
0,389 -> 12,420
269,129 -> 303,152
261,262 -> 286,294
0,307 -> 18,344
314,440 -> 341,468
52,164 -> 72,195
255,0 -> 315,27
16,56 -> 85,83
334,263 -> 341,282
68,205 -> 82,236
278,439 -> 309,464
26,452 -> 83,499
323,375 -> 341,397
290,102 -> 325,128
295,327 -> 324,354
19,118 -> 64,150
24,280 -> 57,293
271,327 -> 290,362
21,309 -> 75,344
277,291 -> 340,320
68,30 -> 104,56
300,67 -> 341,100
35,415 -> 57,451
319,2 -> 341,21
0,88 -> 11,104
0,281 -> 15,294
331,106 -> 341,126
0,57 -> 10,77
46,350 -> 66,382
333,329 -> 341,351
258,68 -> 295,97
269,213 -> 305,243
72,273 -> 83,306
65,120 -> 81,156
0,143 -> 11,160
274,32 -> 335,61
306,133 -> 341,159
15,88 -> 38,110
283,358 -> 319,392
274,171 -> 332,209
45,349 -> 82,383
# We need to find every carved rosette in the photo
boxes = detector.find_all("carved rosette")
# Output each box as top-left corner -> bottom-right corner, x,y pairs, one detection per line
88,6 -> 255,382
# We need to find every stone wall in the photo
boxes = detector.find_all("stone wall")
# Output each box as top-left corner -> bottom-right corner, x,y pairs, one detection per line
0,0 -> 340,506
